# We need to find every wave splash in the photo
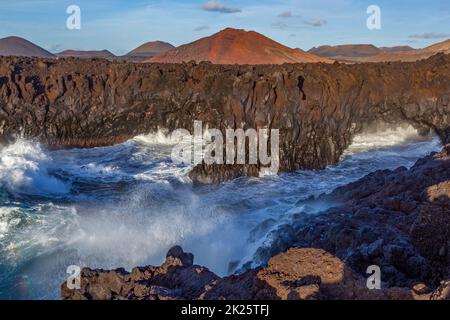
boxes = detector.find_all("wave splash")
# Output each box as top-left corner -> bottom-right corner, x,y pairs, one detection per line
345,124 -> 432,155
0,125 -> 443,299
0,140 -> 68,196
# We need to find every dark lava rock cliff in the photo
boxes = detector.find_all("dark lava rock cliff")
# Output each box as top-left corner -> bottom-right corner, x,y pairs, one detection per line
0,55 -> 449,182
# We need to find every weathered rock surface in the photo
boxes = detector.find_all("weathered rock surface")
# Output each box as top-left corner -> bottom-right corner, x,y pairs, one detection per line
0,54 -> 449,183
61,246 -> 219,300
61,246 -> 448,300
253,145 -> 450,290
61,147 -> 449,300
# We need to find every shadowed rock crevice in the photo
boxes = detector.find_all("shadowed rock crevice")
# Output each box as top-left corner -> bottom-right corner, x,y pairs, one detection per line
0,54 -> 449,182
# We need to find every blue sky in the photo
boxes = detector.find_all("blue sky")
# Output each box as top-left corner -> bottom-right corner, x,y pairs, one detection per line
1,0 -> 449,55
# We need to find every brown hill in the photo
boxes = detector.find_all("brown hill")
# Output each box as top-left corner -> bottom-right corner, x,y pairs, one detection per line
363,39 -> 450,62
379,46 -> 414,53
56,50 -> 115,60
0,36 -> 54,58
308,44 -> 381,58
147,28 -> 331,64
124,41 -> 174,62
427,38 -> 450,53
308,44 -> 415,62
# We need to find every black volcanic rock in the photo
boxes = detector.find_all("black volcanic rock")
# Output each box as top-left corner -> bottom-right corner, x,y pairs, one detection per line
61,246 -> 219,300
0,54 -> 449,183
61,147 -> 449,300
253,145 -> 450,289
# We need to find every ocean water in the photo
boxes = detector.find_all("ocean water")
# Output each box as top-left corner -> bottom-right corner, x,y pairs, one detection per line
0,125 -> 442,299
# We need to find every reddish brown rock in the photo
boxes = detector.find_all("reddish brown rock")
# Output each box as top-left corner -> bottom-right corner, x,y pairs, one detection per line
62,246 -> 444,300
60,147 -> 449,301
253,146 -> 450,289
61,246 -> 219,300
148,28 -> 330,64
0,54 -> 449,183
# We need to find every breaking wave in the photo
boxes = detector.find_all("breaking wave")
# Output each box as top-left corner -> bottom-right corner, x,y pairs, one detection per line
0,125 -> 442,299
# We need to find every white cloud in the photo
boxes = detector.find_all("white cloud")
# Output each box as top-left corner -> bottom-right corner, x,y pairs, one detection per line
202,0 -> 241,14
194,25 -> 210,32
408,33 -> 450,39
303,19 -> 327,27
278,11 -> 292,18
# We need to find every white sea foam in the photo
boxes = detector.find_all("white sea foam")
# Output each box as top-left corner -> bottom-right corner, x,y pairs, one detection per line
65,190 -> 238,269
0,124 -> 443,299
0,207 -> 20,240
345,124 -> 433,155
132,130 -> 185,145
0,140 -> 68,195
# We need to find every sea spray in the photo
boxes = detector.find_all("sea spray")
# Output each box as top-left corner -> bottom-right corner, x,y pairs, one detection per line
0,125 -> 442,299
0,140 -> 68,196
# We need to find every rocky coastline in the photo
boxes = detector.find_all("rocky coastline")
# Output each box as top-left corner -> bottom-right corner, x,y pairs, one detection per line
0,54 -> 449,183
61,145 -> 450,300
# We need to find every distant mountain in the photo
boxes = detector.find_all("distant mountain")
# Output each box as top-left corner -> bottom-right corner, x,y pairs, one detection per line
308,44 -> 381,58
308,44 -> 416,62
56,49 -> 115,60
422,38 -> 450,54
0,36 -> 55,58
123,41 -> 175,62
379,46 -> 414,53
148,28 -> 331,64
363,39 -> 450,62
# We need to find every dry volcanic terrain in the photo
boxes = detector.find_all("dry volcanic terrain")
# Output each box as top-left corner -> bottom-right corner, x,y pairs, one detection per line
148,28 -> 331,64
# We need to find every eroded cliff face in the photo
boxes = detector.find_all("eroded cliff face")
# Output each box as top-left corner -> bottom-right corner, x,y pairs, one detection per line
0,55 -> 449,182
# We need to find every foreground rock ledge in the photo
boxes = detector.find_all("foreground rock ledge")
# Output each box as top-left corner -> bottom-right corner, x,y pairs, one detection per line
252,145 -> 450,291
61,246 -> 449,300
61,147 -> 450,300
1,55 -> 450,183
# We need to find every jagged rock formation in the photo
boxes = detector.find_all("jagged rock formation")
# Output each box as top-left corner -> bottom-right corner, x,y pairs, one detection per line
0,54 -> 449,183
61,146 -> 449,300
252,145 -> 450,290
61,246 -> 449,300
